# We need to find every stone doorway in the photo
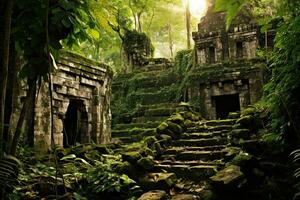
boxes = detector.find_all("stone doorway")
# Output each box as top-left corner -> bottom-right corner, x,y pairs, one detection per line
63,99 -> 88,147
213,94 -> 240,119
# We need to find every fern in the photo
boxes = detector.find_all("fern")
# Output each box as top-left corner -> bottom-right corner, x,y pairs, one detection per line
0,155 -> 21,198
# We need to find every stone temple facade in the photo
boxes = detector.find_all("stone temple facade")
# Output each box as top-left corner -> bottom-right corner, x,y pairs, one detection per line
188,5 -> 274,119
20,51 -> 113,149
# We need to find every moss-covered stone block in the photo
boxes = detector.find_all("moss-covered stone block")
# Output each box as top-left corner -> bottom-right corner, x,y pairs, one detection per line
171,194 -> 198,200
236,115 -> 254,127
168,113 -> 185,125
114,161 -> 135,175
139,173 -> 177,190
182,111 -> 200,121
154,142 -> 163,155
144,136 -> 158,147
122,152 -> 142,164
138,190 -> 168,200
210,165 -> 246,191
241,107 -> 256,117
159,134 -> 173,144
230,153 -> 253,166
156,122 -> 176,138
166,121 -> 183,136
137,156 -> 155,170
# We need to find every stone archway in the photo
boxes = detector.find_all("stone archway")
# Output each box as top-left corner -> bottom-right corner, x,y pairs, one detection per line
63,99 -> 88,147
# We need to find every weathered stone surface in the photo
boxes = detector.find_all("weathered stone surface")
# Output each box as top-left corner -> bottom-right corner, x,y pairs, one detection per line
210,165 -> 246,190
137,156 -> 155,170
236,116 -> 253,127
11,51 -> 113,149
122,152 -> 142,164
139,173 -> 177,190
171,194 -> 198,200
138,190 -> 168,200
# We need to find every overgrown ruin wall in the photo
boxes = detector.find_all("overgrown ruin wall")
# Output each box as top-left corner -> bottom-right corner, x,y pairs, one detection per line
188,5 -> 272,119
29,51 -> 113,148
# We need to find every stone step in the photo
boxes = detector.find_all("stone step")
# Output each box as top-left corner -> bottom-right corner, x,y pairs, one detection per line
153,164 -> 217,180
155,160 -> 225,167
144,107 -> 177,117
132,116 -> 168,123
133,92 -> 176,105
205,119 -> 236,126
163,145 -> 227,154
208,125 -> 233,132
186,125 -> 232,133
176,150 -> 226,161
141,102 -> 179,110
112,128 -> 156,137
173,138 -> 227,147
183,131 -> 225,139
114,122 -> 160,130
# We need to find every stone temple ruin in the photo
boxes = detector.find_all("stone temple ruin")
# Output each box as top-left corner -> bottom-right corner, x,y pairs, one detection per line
15,51 -> 113,148
187,5 -> 274,119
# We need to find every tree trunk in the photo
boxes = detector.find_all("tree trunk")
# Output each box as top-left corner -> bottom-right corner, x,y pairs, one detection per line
185,0 -> 191,49
137,12 -> 142,33
10,78 -> 36,156
0,0 -> 14,155
3,41 -> 18,152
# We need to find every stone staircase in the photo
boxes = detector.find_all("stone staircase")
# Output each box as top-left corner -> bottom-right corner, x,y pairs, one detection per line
153,119 -> 237,181
112,103 -> 182,143
112,58 -> 181,144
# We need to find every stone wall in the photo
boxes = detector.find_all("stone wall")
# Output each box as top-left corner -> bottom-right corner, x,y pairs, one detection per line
190,5 -> 269,119
27,51 -> 113,148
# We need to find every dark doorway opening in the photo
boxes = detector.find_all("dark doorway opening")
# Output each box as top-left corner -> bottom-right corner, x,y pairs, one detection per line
208,46 -> 216,63
214,94 -> 240,119
64,99 -> 88,147
236,41 -> 243,58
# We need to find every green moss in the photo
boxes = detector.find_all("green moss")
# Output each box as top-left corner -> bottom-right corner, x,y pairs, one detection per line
230,153 -> 253,166
123,30 -> 154,57
236,115 -> 254,127
168,113 -> 185,125
121,152 -> 142,164
137,156 -> 155,170
166,121 -> 183,135
174,49 -> 194,74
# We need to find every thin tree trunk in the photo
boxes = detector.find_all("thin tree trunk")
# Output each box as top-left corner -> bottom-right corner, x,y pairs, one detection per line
146,8 -> 155,33
10,78 -> 36,156
0,0 -> 14,155
137,12 -> 142,33
4,42 -> 17,151
185,0 -> 191,49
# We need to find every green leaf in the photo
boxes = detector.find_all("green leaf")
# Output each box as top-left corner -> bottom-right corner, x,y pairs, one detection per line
61,154 -> 77,160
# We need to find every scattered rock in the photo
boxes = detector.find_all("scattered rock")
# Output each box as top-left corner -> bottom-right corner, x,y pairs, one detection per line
122,152 -> 142,164
159,134 -> 172,144
171,194 -> 198,200
137,156 -> 155,170
139,173 -> 177,190
168,113 -> 185,125
236,115 -> 253,127
230,152 -> 253,166
166,121 -> 183,136
138,190 -> 168,200
230,129 -> 250,139
210,165 -> 246,191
